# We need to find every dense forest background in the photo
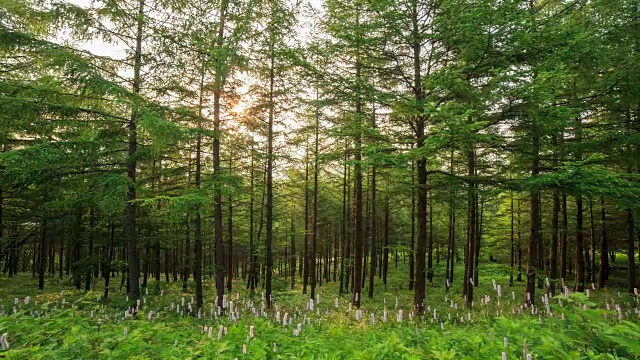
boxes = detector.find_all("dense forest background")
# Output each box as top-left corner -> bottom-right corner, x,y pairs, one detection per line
1,0 -> 640,314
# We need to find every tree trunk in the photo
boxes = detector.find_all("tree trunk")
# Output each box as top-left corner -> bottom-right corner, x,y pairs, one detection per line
352,26 -> 364,308
463,144 -> 476,306
598,198 -> 609,287
38,217 -> 46,290
473,197 -> 482,287
383,175 -> 390,287
213,0 -> 229,313
104,221 -> 115,299
575,114 -> 586,293
303,135 -> 310,294
510,192 -> 515,286
85,208 -> 95,291
428,191 -> 434,283
411,0 -> 428,313
550,189 -> 560,296
193,61 -> 205,310
291,216 -> 296,289
311,89 -> 320,301
248,141 -> 256,291
589,200 -> 596,285
340,147 -> 349,295
446,148 -> 455,290
626,208 -> 636,294
265,35 -> 275,309
183,215 -> 191,291
525,129 -> 540,306
126,0 -> 145,299
560,193 -> 568,281
227,155 -> 233,292
368,165 -> 376,298
409,148 -> 415,290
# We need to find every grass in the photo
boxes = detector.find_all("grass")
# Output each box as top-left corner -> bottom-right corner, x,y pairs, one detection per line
0,263 -> 639,359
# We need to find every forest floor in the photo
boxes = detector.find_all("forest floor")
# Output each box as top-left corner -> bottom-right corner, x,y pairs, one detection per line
0,263 -> 639,359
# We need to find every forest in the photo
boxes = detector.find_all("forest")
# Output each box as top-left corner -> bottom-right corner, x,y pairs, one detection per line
1,0 -> 640,358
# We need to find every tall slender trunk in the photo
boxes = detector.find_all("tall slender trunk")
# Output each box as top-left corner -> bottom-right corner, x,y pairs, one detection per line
526,128 -> 541,305
340,147 -> 349,295
352,13 -> 364,307
463,144 -> 476,306
560,193 -> 568,280
409,149 -> 416,290
213,0 -> 229,313
59,235 -> 63,279
383,175 -> 390,287
193,61 -> 206,310
85,208 -> 95,291
291,216 -> 296,289
38,216 -> 46,290
599,198 -> 609,287
362,175 -> 369,289
248,141 -> 256,291
473,197 -> 482,287
367,105 -> 377,296
626,110 -> 637,294
104,221 -> 115,299
126,0 -> 145,299
183,215 -> 191,291
550,189 -> 560,296
575,194 -> 586,292
303,135 -> 310,294
73,210 -> 82,289
575,113 -> 586,293
510,191 -> 515,286
446,148 -> 455,289
626,208 -> 636,294
265,35 -> 275,309
368,167 -> 376,298
589,200 -> 596,285
428,191 -> 434,283
310,89 -> 320,301
411,0 -> 428,314
227,155 -> 233,292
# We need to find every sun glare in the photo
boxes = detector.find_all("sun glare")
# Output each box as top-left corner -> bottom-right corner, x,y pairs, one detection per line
231,101 -> 247,115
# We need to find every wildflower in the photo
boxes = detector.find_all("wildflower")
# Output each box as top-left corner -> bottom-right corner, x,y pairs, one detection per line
249,326 -> 255,338
1,333 -> 9,350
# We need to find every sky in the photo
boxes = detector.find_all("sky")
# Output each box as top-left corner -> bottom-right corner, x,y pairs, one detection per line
55,0 -> 329,170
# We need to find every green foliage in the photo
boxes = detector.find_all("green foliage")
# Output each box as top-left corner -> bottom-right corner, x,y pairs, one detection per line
1,269 -> 639,359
